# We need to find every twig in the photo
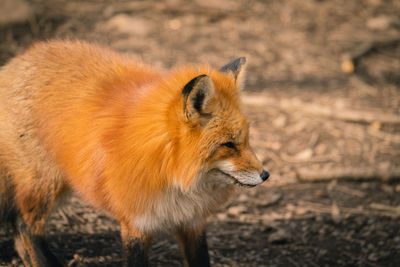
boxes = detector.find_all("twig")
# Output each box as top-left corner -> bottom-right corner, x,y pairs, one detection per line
297,167 -> 400,182
281,153 -> 339,164
334,184 -> 366,198
370,203 -> 400,214
296,201 -> 333,214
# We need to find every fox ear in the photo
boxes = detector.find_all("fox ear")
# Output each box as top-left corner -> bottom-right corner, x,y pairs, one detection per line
219,57 -> 247,90
182,74 -> 215,123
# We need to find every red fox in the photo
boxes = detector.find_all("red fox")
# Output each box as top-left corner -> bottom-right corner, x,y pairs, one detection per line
0,40 -> 269,266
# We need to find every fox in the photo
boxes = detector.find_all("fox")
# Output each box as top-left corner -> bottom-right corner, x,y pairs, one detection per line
0,40 -> 269,267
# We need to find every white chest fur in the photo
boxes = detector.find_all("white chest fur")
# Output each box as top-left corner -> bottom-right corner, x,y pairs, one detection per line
133,180 -> 233,233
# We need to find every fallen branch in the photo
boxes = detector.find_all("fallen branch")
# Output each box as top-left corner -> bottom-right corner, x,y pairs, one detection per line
243,94 -> 400,124
370,203 -> 400,214
221,201 -> 400,223
297,167 -> 400,182
296,201 -> 400,218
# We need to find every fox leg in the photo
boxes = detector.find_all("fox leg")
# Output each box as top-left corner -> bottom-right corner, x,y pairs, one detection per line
176,226 -> 210,267
14,217 -> 63,267
120,223 -> 151,267
13,177 -> 66,267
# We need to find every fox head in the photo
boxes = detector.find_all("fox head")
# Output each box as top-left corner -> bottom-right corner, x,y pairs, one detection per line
171,57 -> 269,189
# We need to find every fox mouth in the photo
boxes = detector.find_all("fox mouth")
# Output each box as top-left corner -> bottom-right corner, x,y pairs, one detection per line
217,170 -> 257,188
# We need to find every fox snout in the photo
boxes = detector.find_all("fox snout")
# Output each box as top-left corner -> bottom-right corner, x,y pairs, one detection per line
243,169 -> 270,187
211,159 -> 270,187
231,168 -> 270,187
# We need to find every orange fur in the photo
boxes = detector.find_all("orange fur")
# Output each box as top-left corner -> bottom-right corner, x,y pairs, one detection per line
0,40 -> 266,266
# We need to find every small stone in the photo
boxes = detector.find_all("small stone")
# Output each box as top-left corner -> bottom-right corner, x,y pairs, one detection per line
268,229 -> 290,244
284,211 -> 293,219
331,202 -> 342,224
169,19 -> 182,30
367,16 -> 394,30
216,213 -> 227,221
370,121 -> 381,131
227,205 -> 247,216
368,252 -> 379,262
294,148 -> 313,160
341,59 -> 354,73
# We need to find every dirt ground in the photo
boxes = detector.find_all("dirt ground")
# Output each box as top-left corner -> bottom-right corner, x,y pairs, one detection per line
0,0 -> 399,266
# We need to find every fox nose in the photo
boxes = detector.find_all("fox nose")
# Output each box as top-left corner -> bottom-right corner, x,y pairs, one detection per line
260,170 -> 270,181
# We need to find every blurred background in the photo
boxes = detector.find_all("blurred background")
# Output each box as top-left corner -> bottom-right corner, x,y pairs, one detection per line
0,0 -> 399,266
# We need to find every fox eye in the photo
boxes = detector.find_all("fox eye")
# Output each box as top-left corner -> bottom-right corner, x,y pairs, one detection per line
222,142 -> 236,150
